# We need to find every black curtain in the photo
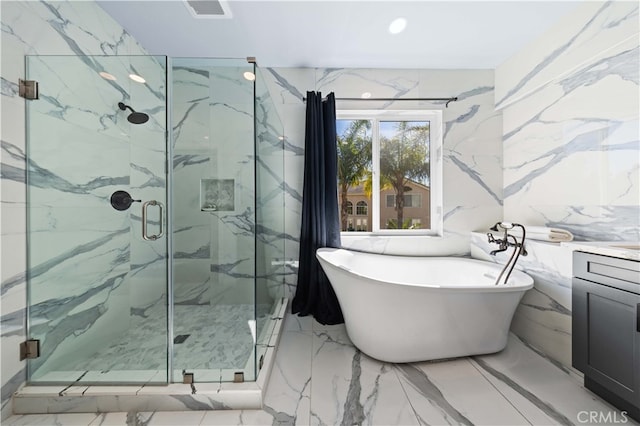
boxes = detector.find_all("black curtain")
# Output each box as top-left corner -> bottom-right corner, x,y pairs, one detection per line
292,91 -> 344,325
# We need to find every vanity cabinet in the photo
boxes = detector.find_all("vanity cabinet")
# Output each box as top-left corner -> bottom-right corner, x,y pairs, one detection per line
572,251 -> 640,420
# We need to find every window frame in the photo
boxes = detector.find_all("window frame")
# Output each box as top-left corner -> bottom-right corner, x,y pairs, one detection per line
336,109 -> 443,236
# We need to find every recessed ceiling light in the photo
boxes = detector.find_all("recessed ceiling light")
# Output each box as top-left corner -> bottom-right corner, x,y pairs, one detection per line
129,73 -> 146,83
278,136 -> 285,141
361,92 -> 372,99
99,71 -> 117,81
243,71 -> 256,81
389,18 -> 407,34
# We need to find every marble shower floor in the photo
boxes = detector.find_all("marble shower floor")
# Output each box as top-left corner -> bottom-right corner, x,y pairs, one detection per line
7,311 -> 637,425
54,304 -> 271,373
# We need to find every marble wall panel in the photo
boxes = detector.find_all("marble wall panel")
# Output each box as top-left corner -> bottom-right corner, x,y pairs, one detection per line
492,0 -> 639,371
495,1 -> 639,109
499,1 -> 639,242
263,66 -> 503,270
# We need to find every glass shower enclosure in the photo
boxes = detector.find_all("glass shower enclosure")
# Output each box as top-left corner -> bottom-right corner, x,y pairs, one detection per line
25,55 -> 284,385
170,58 -> 285,382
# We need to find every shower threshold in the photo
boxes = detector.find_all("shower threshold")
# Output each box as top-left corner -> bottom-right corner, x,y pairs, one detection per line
12,299 -> 287,415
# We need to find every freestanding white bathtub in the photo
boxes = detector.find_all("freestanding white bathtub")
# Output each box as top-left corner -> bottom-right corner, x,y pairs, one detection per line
316,248 -> 534,363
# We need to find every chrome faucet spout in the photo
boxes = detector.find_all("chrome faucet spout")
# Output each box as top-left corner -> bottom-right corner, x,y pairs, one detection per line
489,247 -> 507,256
487,232 -> 508,255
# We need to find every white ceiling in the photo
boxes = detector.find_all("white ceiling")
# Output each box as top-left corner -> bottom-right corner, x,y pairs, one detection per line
97,0 -> 582,69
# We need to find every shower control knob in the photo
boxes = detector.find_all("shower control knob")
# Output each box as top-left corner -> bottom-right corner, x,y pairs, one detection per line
110,190 -> 141,211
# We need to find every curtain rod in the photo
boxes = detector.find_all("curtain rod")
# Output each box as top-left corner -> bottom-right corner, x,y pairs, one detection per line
302,96 -> 459,108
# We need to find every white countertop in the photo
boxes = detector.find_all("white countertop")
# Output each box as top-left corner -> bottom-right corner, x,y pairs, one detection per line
561,241 -> 640,261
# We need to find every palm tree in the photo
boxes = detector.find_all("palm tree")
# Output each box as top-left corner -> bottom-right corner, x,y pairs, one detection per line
380,121 -> 430,228
337,120 -> 372,231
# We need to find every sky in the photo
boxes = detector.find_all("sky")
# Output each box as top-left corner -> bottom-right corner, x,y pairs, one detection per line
336,120 -> 429,140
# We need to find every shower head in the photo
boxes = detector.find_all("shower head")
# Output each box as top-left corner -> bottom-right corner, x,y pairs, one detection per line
118,102 -> 149,124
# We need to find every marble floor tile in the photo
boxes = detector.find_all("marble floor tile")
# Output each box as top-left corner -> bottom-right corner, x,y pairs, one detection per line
470,334 -> 637,426
396,358 -> 529,426
262,330 -> 312,425
310,327 -> 419,426
283,312 -> 313,332
199,410 -> 274,425
137,410 -> 206,425
6,316 -> 636,426
87,412 -> 131,425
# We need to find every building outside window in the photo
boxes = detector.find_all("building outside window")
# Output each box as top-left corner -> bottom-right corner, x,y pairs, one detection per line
380,182 -> 429,229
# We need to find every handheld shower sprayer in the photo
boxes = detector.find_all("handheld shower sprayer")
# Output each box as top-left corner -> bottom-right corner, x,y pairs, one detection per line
490,222 -> 515,232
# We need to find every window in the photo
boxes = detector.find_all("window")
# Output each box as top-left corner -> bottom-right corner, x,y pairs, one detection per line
356,201 -> 368,215
385,195 -> 394,208
385,194 -> 422,208
336,110 -> 442,235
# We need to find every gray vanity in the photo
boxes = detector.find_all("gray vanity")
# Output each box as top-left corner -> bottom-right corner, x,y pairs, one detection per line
570,243 -> 640,421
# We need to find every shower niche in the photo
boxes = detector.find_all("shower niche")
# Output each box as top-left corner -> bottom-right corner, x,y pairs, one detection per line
200,178 -> 235,211
23,55 -> 286,390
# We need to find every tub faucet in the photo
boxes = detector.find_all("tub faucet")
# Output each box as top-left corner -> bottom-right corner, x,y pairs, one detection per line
486,222 -> 528,285
487,232 -> 509,255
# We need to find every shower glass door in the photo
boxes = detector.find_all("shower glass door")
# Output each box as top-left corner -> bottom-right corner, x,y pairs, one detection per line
25,55 -> 169,384
171,58 -> 259,382
170,58 -> 285,383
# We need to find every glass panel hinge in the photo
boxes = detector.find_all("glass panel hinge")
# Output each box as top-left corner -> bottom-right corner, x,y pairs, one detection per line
20,339 -> 40,360
19,79 -> 39,100
182,371 -> 194,384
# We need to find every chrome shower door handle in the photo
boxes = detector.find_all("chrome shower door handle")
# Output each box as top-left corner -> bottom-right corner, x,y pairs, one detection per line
142,200 -> 164,241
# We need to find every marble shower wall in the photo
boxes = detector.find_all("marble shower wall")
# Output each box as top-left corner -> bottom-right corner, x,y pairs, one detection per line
172,64 -> 217,305
0,1 -> 162,420
172,61 -> 257,307
497,1 -> 640,240
488,0 -> 640,370
262,68 -> 503,298
254,68 -> 286,304
172,61 -> 285,309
